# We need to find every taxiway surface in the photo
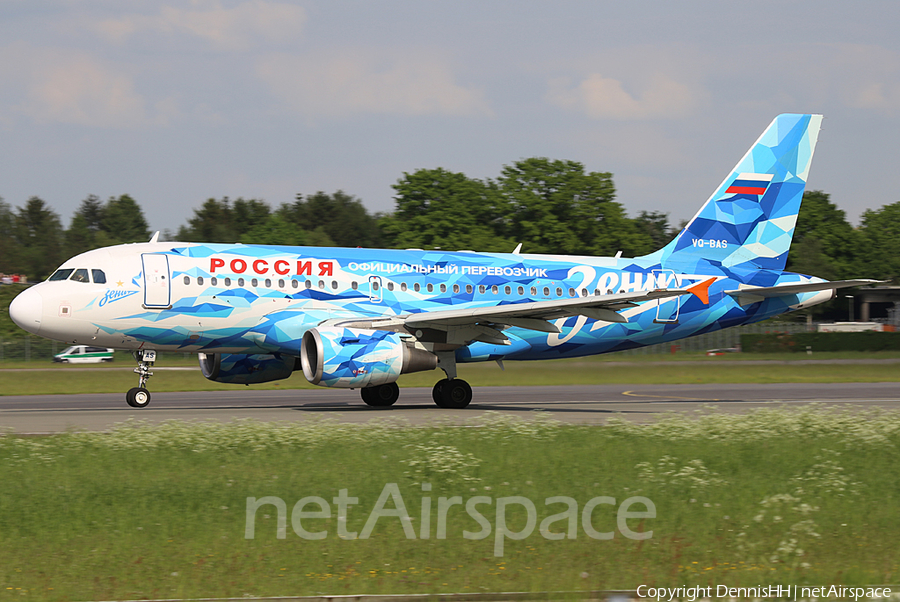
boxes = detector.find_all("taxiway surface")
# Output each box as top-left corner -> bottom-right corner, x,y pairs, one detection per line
0,382 -> 897,433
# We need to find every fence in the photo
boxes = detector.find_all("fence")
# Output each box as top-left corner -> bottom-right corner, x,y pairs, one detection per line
615,321 -> 811,355
0,337 -> 61,362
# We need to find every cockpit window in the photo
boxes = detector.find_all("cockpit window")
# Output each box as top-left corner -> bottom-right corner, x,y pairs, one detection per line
48,269 -> 74,281
70,269 -> 90,283
91,269 -> 107,284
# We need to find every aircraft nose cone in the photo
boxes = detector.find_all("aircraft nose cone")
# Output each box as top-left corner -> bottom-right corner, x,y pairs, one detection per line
9,287 -> 43,335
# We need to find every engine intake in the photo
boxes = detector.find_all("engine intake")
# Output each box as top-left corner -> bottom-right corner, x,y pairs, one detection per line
301,327 -> 437,388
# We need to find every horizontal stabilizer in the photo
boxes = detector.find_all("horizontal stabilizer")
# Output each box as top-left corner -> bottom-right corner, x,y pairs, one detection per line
726,279 -> 882,306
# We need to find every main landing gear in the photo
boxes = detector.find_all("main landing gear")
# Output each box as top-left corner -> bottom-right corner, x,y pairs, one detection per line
431,350 -> 473,409
432,378 -> 472,409
126,349 -> 156,408
358,351 -> 474,409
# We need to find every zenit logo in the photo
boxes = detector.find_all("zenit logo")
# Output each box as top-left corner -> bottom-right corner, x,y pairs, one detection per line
210,257 -> 334,277
98,289 -> 139,307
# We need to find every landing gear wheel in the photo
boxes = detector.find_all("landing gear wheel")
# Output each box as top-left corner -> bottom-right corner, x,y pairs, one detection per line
126,387 -> 151,408
360,382 -> 400,407
432,379 -> 449,407
439,379 -> 472,409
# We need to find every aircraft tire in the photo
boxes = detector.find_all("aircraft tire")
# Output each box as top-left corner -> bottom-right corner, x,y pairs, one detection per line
126,387 -> 151,408
361,382 -> 399,407
432,379 -> 449,407
440,379 -> 472,409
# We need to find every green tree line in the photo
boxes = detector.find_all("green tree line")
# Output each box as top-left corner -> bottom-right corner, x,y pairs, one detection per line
2,159 -> 899,286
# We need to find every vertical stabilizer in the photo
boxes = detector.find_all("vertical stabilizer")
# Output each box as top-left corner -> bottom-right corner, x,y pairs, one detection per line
654,114 -> 822,272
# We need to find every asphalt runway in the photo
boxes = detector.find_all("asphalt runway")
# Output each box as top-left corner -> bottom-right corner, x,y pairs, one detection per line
1,382 -> 898,433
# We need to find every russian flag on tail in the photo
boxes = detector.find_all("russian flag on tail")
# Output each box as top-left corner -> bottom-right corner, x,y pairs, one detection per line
726,173 -> 774,195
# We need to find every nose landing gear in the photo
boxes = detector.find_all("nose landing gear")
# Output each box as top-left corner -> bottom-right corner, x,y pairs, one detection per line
127,349 -> 156,408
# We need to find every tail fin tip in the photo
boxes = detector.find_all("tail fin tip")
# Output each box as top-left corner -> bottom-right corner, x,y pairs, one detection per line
659,113 -> 823,272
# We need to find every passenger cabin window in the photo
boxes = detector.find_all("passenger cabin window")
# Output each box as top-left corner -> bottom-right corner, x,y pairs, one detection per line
211,277 -> 218,286
251,278 -> 258,287
70,269 -> 90,283
224,278 -> 231,286
426,283 -> 433,293
401,283 -> 408,292
517,286 -> 524,295
414,283 -> 421,292
265,279 -> 272,288
387,282 -> 394,291
237,278 -> 245,287
478,285 -> 486,294
197,276 -> 204,285
184,276 -> 190,285
466,284 -> 473,294
49,269 -> 74,281
453,284 -> 460,293
91,269 -> 107,284
440,284 -> 446,293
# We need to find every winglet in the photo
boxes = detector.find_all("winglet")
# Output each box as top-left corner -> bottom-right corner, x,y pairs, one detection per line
687,277 -> 715,305
512,243 -> 522,254
149,231 -> 160,243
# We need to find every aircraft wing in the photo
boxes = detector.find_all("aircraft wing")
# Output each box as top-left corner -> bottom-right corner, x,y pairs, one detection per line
725,279 -> 882,307
388,288 -> 692,342
327,279 -> 708,345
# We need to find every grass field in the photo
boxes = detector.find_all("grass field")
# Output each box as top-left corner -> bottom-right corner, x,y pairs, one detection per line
1,408 -> 898,599
2,351 -> 900,396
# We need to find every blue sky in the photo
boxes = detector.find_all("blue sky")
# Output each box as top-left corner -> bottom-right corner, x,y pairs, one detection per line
2,1 -> 899,236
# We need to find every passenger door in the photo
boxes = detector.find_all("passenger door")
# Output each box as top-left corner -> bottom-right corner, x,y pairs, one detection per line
142,254 -> 171,308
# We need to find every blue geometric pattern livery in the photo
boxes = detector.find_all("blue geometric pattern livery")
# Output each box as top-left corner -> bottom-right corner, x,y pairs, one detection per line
75,114 -> 829,379
310,327 -> 404,387
651,113 -> 822,272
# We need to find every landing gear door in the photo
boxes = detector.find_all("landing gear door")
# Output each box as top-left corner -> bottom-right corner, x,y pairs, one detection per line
142,254 -> 171,309
368,275 -> 383,303
653,269 -> 679,324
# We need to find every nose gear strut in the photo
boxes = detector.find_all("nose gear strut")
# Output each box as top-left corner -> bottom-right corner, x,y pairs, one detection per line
127,349 -> 156,408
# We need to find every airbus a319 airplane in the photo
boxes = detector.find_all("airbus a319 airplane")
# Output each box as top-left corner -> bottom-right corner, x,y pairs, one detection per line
9,114 -> 875,409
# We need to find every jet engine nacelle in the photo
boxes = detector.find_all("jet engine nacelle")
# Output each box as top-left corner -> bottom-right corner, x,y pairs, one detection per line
301,326 -> 437,388
198,352 -> 297,385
